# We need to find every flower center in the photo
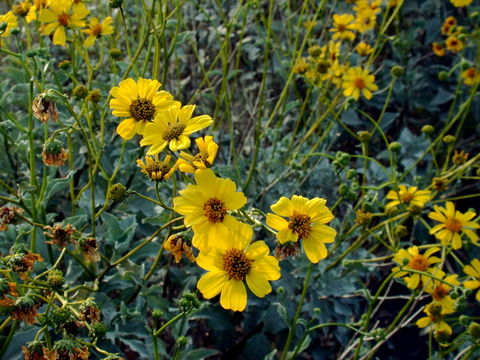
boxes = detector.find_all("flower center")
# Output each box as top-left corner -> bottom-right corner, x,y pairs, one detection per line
450,40 -> 458,46
57,13 -> 70,27
203,198 -> 227,223
354,78 -> 366,89
408,255 -> 429,271
445,218 -> 463,232
400,192 -> 414,203
466,68 -> 476,78
129,98 -> 156,122
145,162 -> 170,180
288,212 -> 311,239
223,249 -> 252,281
91,24 -> 102,36
337,24 -> 347,32
162,123 -> 186,142
432,286 -> 448,301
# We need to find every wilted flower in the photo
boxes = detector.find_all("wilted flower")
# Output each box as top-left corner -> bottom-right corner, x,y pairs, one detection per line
11,295 -> 39,324
79,298 -> 101,323
42,139 -> 68,166
0,278 -> 18,307
0,206 -> 24,231
32,94 -> 59,123
136,154 -> 176,181
22,341 -> 46,360
164,234 -> 195,263
44,224 -> 78,249
79,237 -> 100,262
5,249 -> 44,280
44,339 -> 89,360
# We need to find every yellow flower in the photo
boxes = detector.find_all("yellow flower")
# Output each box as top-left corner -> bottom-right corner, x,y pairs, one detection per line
196,222 -> 280,311
329,14 -> 356,41
445,36 -> 463,53
292,57 -> 309,74
464,259 -> 480,301
321,41 -> 341,62
449,0 -> 473,7
354,0 -> 382,14
12,2 -> 32,17
385,185 -> 431,210
176,136 -> 218,173
428,202 -> 479,249
461,68 -> 480,86
423,269 -> 459,313
109,78 -> 174,140
164,234 -> 195,263
38,0 -> 89,46
323,61 -> 349,87
342,66 -> 378,100
432,42 -> 445,57
0,12 -> 18,38
82,16 -> 114,47
26,0 -> 48,22
391,246 -> 441,289
416,302 -> 454,335
355,42 -> 374,56
172,169 -> 247,251
136,154 -> 176,181
140,102 -> 213,155
266,195 -> 336,263
353,10 -> 377,33
441,16 -> 457,35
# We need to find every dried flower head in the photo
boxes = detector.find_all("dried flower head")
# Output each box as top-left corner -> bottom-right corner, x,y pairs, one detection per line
164,234 -> 195,263
452,150 -> 469,165
79,298 -> 101,323
11,295 -> 39,324
32,94 -> 58,123
44,224 -> 78,249
5,250 -> 44,280
432,177 -> 448,192
22,341 -> 46,360
274,241 -> 300,260
42,139 -> 68,166
44,339 -> 89,360
0,206 -> 24,231
79,237 -> 100,262
0,278 -> 18,307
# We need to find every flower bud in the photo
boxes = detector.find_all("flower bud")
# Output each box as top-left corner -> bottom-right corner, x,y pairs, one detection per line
177,336 -> 189,349
91,321 -> 108,339
47,269 -> 65,290
152,308 -> 164,319
459,315 -> 470,326
10,28 -> 20,36
109,183 -> 127,202
388,142 -> 401,152
468,322 -> 480,339
357,131 -> 371,142
346,169 -> 357,180
391,66 -> 404,77
442,135 -> 456,144
438,71 -> 449,81
72,85 -> 89,99
109,48 -> 122,60
86,89 -> 101,103
421,125 -> 434,134
394,225 -> 408,238
58,60 -> 71,69
338,184 -> 349,196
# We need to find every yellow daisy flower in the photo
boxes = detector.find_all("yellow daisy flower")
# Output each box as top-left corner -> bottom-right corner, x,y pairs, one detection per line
172,169 -> 247,251
432,42 -> 445,57
82,16 -> 114,47
26,0 -> 48,23
385,185 -> 431,210
353,10 -> 377,33
329,14 -> 356,41
449,0 -> 473,7
342,66 -> 378,100
423,269 -> 459,313
266,195 -> 336,263
354,0 -> 382,14
441,16 -> 457,35
416,302 -> 454,335
428,202 -> 479,249
445,36 -> 463,53
461,68 -> 480,86
140,102 -> 213,155
0,12 -> 18,38
109,78 -> 174,140
176,136 -> 218,173
463,259 -> 480,301
196,222 -> 281,312
355,42 -> 374,56
136,154 -> 176,182
38,0 -> 89,46
391,246 -> 441,289
12,2 -> 32,18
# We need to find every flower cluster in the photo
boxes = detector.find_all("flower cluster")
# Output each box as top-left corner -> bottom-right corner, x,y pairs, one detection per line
2,0 -> 114,47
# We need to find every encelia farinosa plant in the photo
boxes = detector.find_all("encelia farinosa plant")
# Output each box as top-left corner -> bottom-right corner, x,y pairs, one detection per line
0,0 -> 479,359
